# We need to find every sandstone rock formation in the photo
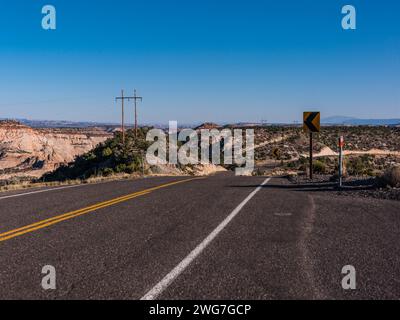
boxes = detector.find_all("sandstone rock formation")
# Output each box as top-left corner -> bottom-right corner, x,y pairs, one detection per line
0,120 -> 112,180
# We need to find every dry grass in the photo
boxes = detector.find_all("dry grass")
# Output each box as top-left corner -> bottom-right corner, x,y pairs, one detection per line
0,173 -> 142,193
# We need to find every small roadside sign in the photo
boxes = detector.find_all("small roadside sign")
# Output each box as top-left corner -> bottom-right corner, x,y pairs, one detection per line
338,136 -> 345,187
303,112 -> 321,179
303,112 -> 321,133
339,136 -> 345,148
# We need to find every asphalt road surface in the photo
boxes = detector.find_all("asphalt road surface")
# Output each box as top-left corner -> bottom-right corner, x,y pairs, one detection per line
0,173 -> 399,300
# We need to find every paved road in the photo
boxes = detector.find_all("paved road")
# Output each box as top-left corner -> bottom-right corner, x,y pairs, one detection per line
0,173 -> 399,300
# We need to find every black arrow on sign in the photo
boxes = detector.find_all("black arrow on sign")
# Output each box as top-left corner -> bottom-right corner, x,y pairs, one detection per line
305,112 -> 319,132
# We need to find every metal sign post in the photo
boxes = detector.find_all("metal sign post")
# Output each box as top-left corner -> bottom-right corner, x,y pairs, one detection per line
339,136 -> 344,187
309,132 -> 313,180
303,112 -> 320,180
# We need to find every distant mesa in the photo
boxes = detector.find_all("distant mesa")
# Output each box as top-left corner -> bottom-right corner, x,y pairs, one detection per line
322,116 -> 400,126
0,119 -> 20,125
194,122 -> 222,130
0,120 -> 28,128
194,122 -> 262,130
230,122 -> 261,128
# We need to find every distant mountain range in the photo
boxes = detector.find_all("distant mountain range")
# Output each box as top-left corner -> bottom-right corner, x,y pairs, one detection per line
322,116 -> 400,126
2,117 -> 400,129
0,118 -> 172,129
0,118 -> 119,128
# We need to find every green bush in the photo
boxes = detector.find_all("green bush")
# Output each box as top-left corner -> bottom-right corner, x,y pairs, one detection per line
346,156 -> 374,176
102,168 -> 114,177
313,160 -> 326,174
83,152 -> 96,162
125,163 -> 136,174
102,147 -> 113,158
286,161 -> 297,168
115,164 -> 127,173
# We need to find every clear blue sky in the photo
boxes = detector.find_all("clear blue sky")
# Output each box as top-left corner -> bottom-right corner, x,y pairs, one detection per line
0,0 -> 399,124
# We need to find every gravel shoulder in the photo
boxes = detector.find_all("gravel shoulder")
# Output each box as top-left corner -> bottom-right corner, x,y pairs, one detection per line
287,174 -> 400,201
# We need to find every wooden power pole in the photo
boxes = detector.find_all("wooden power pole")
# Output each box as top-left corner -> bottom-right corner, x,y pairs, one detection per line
115,90 -> 126,144
116,89 -> 136,143
132,89 -> 143,137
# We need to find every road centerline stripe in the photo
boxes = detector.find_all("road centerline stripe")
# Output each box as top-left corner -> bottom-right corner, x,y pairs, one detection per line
0,190 -> 152,238
0,178 -> 202,243
141,177 -> 271,300
0,191 -> 152,242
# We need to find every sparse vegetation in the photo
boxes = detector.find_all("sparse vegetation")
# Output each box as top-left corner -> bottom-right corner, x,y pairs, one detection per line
42,128 -> 151,182
313,160 -> 327,174
0,173 -> 138,193
254,126 -> 400,178
346,155 -> 376,177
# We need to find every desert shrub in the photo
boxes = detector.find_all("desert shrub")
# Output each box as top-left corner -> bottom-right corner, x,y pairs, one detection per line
102,168 -> 114,177
102,147 -> 113,158
346,155 -> 374,176
383,166 -> 400,187
313,160 -> 326,174
286,161 -> 297,168
125,163 -> 136,174
83,152 -> 96,162
115,163 -> 127,173
299,156 -> 307,165
253,168 -> 265,176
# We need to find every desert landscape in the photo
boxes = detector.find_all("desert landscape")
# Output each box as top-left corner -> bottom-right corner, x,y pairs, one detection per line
1,120 -> 399,201
252,125 -> 400,200
253,125 -> 400,172
1,1 -> 400,304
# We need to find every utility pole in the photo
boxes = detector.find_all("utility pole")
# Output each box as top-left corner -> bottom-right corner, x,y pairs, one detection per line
132,89 -> 143,137
115,89 -> 135,144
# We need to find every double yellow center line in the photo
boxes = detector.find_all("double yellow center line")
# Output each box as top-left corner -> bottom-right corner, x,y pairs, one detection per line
0,178 -> 200,243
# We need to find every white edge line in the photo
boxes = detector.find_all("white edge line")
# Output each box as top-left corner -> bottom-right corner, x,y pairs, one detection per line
0,184 -> 84,200
140,177 -> 271,300
0,176 -> 191,201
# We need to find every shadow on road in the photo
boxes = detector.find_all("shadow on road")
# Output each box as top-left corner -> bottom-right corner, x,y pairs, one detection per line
230,180 -> 376,193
